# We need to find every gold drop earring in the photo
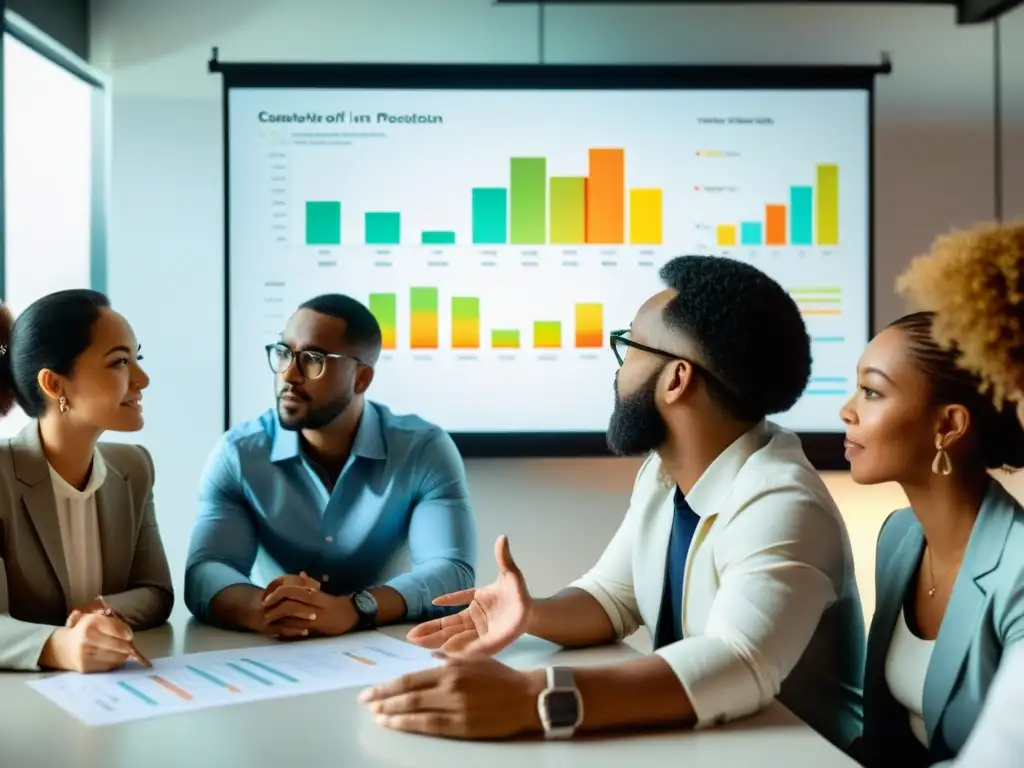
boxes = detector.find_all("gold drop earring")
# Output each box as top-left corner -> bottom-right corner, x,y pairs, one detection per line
59,396 -> 69,414
931,436 -> 952,476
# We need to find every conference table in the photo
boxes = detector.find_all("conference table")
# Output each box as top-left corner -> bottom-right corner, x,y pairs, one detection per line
0,613 -> 859,768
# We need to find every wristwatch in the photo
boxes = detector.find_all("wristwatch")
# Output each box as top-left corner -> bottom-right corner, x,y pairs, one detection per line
351,590 -> 378,629
537,666 -> 583,739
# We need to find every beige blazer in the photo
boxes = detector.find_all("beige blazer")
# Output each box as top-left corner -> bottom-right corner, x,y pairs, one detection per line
0,422 -> 174,670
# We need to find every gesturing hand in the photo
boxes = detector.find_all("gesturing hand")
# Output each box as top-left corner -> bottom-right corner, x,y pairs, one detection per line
44,614 -> 137,673
259,574 -> 358,639
406,534 -> 533,656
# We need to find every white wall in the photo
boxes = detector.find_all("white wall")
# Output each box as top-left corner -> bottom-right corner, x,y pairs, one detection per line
88,0 -> 1024,633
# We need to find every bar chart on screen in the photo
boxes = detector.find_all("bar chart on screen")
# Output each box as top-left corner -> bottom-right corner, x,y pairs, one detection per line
27,632 -> 441,726
228,87 -> 870,433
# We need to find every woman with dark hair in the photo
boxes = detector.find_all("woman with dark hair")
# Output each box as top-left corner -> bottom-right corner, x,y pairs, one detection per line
841,310 -> 1024,766
896,221 -> 1024,767
0,289 -> 173,672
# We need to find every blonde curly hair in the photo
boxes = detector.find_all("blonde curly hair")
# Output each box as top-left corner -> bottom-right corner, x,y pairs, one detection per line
896,221 -> 1024,409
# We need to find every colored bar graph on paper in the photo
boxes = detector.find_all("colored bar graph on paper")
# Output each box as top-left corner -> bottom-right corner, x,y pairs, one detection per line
791,286 -> 842,316
586,148 -> 624,243
741,221 -> 762,245
369,293 -> 397,350
575,303 -> 603,348
117,681 -> 158,706
305,201 -> 341,245
492,329 -> 520,349
150,676 -> 194,701
790,186 -> 812,245
451,297 -> 480,349
344,652 -> 376,666
717,224 -> 737,246
187,665 -> 240,693
550,177 -> 586,244
472,188 -> 507,244
817,164 -> 839,245
629,188 -> 662,245
241,659 -> 299,683
365,212 -> 400,245
410,287 -> 439,349
765,204 -> 786,246
510,158 -> 546,244
534,321 -> 561,349
421,230 -> 455,245
226,661 -> 272,686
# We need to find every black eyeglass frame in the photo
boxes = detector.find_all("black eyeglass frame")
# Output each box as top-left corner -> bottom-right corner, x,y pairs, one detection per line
609,329 -> 747,412
264,342 -> 367,380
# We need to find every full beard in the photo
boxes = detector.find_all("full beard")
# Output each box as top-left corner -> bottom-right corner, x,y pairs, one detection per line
606,369 -> 668,456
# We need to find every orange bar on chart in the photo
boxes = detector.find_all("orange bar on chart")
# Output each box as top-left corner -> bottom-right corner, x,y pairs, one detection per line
451,297 -> 480,349
765,204 -> 787,246
574,303 -> 603,348
585,149 -> 625,243
150,676 -> 194,701
409,287 -> 438,349
344,652 -> 376,666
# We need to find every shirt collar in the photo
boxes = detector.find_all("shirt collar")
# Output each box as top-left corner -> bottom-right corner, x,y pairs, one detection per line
269,401 -> 387,463
659,420 -> 771,519
48,449 -> 108,498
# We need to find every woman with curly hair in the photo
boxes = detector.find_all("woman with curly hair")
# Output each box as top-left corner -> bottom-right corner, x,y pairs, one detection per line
897,220 -> 1024,767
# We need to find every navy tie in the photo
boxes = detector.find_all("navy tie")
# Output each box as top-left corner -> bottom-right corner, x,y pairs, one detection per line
654,488 -> 702,649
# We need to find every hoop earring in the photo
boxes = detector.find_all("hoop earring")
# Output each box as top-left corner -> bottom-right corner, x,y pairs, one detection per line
58,396 -> 69,414
932,448 -> 952,476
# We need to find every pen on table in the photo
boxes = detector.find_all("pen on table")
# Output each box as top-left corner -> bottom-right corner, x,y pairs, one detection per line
97,596 -> 152,668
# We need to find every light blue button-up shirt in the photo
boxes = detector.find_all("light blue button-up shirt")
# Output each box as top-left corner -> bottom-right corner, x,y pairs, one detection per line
184,401 -> 476,623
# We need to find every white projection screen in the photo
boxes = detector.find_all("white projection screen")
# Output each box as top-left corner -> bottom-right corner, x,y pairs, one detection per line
0,16 -> 108,438
215,62 -> 886,466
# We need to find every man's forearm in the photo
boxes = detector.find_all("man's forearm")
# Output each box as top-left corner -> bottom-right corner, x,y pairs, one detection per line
367,586 -> 407,625
526,587 -> 618,648
208,585 -> 263,631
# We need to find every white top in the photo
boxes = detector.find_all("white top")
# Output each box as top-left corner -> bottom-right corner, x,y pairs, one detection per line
953,642 -> 1024,766
885,607 -> 935,747
569,421 -> 862,743
48,451 -> 107,608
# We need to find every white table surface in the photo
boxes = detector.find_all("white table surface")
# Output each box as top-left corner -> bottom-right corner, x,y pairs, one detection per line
0,614 -> 859,768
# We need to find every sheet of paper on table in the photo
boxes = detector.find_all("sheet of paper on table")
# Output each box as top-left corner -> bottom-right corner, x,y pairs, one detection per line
26,631 -> 442,727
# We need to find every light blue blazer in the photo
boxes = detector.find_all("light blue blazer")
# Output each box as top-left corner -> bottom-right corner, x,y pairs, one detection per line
859,479 -> 1024,767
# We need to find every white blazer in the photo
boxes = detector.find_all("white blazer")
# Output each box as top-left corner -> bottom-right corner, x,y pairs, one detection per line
570,421 -> 866,751
951,643 -> 1024,766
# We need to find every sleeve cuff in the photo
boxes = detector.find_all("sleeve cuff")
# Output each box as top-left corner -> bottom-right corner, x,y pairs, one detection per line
567,577 -> 634,639
384,572 -> 426,620
654,635 -> 765,728
186,562 -> 252,621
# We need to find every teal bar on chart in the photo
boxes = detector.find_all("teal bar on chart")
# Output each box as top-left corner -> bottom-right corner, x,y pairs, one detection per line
740,221 -> 762,245
472,188 -> 508,244
365,212 -> 400,244
790,186 -> 813,246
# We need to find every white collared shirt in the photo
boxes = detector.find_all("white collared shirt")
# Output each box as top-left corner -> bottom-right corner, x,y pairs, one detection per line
48,451 -> 107,608
569,421 -> 864,748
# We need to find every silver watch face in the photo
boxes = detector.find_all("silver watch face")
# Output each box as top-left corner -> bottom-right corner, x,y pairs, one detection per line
354,591 -> 377,614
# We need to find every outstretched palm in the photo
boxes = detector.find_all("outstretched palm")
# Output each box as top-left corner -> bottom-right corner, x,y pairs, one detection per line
406,535 -> 532,656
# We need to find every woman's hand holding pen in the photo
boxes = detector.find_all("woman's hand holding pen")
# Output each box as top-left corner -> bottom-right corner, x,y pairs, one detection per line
39,613 -> 139,673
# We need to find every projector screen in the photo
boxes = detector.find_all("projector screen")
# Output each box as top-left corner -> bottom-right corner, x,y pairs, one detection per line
221,64 -> 878,461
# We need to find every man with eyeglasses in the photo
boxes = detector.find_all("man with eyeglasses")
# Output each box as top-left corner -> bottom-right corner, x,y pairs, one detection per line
184,294 -> 475,639
359,255 -> 865,755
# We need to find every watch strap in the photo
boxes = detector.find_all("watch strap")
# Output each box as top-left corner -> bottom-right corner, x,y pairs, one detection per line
538,666 -> 582,739
351,591 -> 378,629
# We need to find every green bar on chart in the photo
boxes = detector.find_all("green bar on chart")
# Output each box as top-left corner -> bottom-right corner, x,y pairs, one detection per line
421,230 -> 456,245
510,158 -> 546,244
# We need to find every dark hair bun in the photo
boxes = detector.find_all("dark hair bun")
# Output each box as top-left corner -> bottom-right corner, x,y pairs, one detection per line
0,303 -> 15,417
980,403 -> 1024,470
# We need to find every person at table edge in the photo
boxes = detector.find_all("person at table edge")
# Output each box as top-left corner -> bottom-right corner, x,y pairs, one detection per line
184,294 -> 476,638
361,255 -> 865,751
